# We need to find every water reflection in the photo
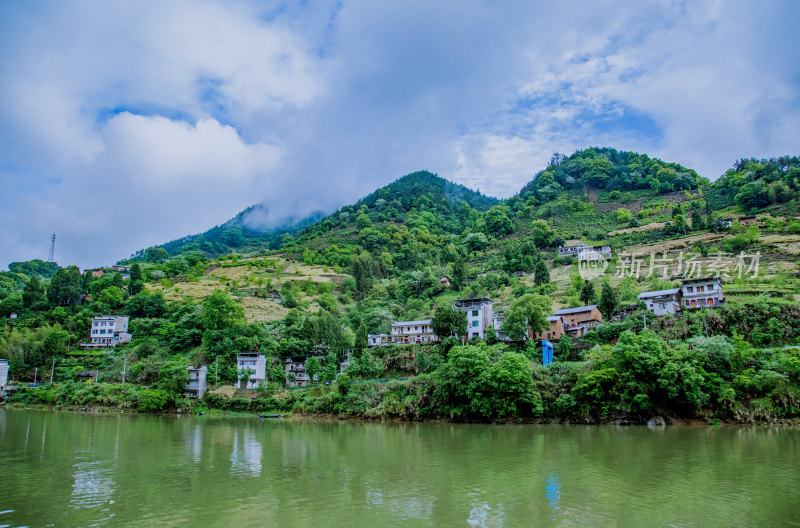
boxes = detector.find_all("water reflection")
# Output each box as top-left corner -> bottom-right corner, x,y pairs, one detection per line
70,460 -> 115,509
545,472 -> 561,519
1,411 -> 799,528
230,429 -> 262,477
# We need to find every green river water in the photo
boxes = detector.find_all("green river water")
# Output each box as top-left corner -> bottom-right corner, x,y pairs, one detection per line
0,408 -> 798,527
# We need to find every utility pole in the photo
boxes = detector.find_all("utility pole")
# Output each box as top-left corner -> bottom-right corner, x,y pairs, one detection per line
215,357 -> 219,389
122,357 -> 127,385
34,367 -> 38,386
642,313 -> 647,330
705,323 -> 709,338
50,358 -> 56,384
48,233 -> 56,262
95,370 -> 99,385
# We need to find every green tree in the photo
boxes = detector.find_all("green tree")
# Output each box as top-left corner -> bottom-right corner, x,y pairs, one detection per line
129,263 -> 144,296
350,253 -> 375,300
674,214 -> 688,235
690,210 -> 705,231
144,247 -> 169,263
98,286 -> 123,307
533,260 -> 550,286
555,335 -> 573,361
598,281 -> 618,320
22,276 -> 47,309
501,293 -> 551,341
431,304 -> 468,340
580,281 -> 596,305
616,208 -> 633,222
433,346 -> 536,419
47,266 -> 82,306
202,291 -> 245,331
485,324 -> 498,345
354,320 -> 368,360
305,356 -> 321,384
320,351 -> 339,383
484,206 -> 513,238
452,255 -> 467,290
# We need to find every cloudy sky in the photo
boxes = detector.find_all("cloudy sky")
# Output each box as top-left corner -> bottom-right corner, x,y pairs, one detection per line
1,0 -> 798,269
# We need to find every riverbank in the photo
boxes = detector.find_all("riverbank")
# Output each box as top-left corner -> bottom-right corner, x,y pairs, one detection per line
5,398 -> 799,427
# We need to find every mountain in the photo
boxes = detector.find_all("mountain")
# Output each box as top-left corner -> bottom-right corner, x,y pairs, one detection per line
516,147 -> 707,202
124,150 -> 800,268
126,205 -> 327,261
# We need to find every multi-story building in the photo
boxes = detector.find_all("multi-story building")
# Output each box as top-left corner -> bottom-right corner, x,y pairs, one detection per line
680,278 -> 724,309
492,310 -> 509,341
638,288 -> 682,316
184,366 -> 208,399
236,353 -> 267,389
81,316 -> 132,349
0,359 -> 8,390
454,297 -> 494,340
391,320 -> 439,345
284,356 -> 323,387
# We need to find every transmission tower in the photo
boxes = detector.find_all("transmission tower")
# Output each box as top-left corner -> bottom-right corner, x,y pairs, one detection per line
48,233 -> 56,262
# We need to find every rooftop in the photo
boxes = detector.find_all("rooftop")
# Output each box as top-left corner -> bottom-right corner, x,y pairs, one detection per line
453,297 -> 493,304
392,319 -> 432,326
552,305 -> 598,316
679,277 -> 720,284
637,288 -> 680,298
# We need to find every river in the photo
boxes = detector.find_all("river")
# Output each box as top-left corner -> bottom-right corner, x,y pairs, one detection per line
0,409 -> 797,527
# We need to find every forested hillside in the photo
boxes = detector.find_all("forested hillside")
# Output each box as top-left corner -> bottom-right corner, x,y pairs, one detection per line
4,148 -> 800,423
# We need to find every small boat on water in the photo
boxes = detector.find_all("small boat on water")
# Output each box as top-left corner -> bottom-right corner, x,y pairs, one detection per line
259,414 -> 283,419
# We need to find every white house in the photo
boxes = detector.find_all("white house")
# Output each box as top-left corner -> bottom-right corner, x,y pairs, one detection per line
284,356 -> 326,387
367,334 -> 389,347
558,242 -> 612,260
454,297 -> 494,339
492,310 -> 510,341
0,359 -> 8,390
391,320 -> 439,345
236,353 -> 267,389
681,278 -> 724,309
81,316 -> 132,349
637,288 -> 682,316
184,365 -> 208,399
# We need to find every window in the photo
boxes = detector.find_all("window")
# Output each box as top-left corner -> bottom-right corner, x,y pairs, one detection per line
472,321 -> 479,327
698,286 -> 704,292
708,283 -> 714,290
472,310 -> 478,317
687,286 -> 694,293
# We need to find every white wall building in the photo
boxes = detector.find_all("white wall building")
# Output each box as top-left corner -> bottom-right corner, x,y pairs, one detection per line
681,278 -> 724,309
0,359 -> 8,390
236,353 -> 267,389
637,288 -> 682,316
454,297 -> 494,339
391,320 -> 439,344
83,316 -> 132,348
558,243 -> 612,260
184,366 -> 208,399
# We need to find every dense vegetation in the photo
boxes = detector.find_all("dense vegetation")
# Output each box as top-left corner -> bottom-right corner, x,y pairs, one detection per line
3,148 -> 800,424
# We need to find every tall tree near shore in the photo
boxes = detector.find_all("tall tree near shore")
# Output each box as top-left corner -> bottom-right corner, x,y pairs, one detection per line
598,281 -> 618,320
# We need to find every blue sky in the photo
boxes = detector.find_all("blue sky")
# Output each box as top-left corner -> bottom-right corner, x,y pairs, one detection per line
1,0 -> 798,269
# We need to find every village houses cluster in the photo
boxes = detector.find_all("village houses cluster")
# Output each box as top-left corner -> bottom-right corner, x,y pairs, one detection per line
65,253 -> 726,397
181,275 -> 726,395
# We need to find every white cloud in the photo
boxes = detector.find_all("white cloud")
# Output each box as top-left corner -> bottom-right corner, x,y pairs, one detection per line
1,114 -> 280,267
1,0 -> 799,269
